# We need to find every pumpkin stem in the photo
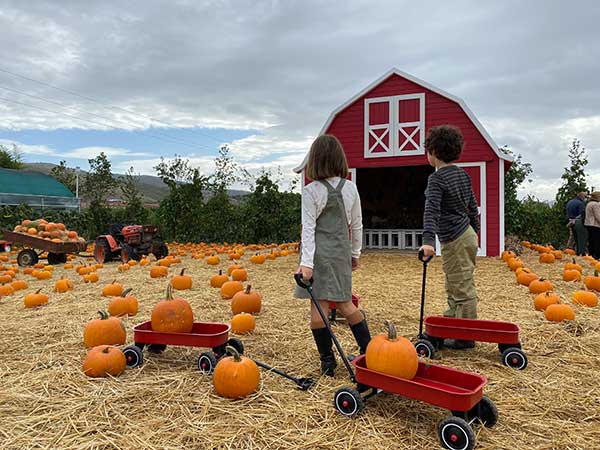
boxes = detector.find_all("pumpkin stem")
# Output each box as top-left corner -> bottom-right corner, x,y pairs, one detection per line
180,268 -> 186,276
102,346 -> 111,354
226,345 -> 241,362
35,288 -> 43,294
385,320 -> 398,341
122,288 -> 133,297
98,310 -> 109,320
595,270 -> 599,277
245,285 -> 251,294
219,270 -> 223,275
166,283 -> 174,300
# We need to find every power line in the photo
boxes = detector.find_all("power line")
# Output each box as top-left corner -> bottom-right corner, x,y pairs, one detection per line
0,95 -> 216,152
0,66 -> 229,145
0,84 -> 216,152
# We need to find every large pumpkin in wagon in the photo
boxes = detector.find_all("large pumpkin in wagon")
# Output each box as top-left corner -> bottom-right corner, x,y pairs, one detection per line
365,321 -> 418,380
151,285 -> 194,333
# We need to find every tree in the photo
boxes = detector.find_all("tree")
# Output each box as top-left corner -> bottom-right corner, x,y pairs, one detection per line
82,152 -> 117,204
0,144 -> 24,169
155,156 -> 208,240
502,147 -> 533,237
210,144 -> 247,193
50,160 -> 77,193
120,167 -> 148,223
555,139 -> 588,207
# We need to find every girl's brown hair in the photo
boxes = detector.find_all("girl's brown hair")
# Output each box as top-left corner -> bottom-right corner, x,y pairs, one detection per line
305,134 -> 349,180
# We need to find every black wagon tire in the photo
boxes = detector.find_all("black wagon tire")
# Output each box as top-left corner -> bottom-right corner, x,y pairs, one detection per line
501,347 -> 528,370
47,252 -> 67,265
498,342 -> 521,353
198,352 -> 218,374
333,387 -> 364,418
226,338 -> 244,356
17,249 -> 39,267
123,345 -> 144,368
467,396 -> 499,428
415,339 -> 436,359
147,344 -> 167,354
438,416 -> 476,450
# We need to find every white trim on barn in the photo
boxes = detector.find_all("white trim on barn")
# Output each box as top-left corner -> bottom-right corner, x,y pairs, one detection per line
499,160 -> 505,253
293,68 -> 511,173
348,168 -> 356,182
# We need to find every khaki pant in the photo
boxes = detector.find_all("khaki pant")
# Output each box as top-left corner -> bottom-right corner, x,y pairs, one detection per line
441,226 -> 478,319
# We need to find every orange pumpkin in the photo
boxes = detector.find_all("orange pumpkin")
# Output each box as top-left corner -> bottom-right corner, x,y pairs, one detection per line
545,303 -> 575,322
23,288 -> 48,308
250,253 -> 266,264
584,271 -> 600,291
231,268 -> 248,282
84,272 -> 99,283
562,269 -> 581,282
54,278 -> 74,293
565,259 -> 583,273
572,290 -> 598,307
220,280 -> 244,300
516,269 -> 538,286
508,257 -> 524,271
171,268 -> 192,290
118,263 -> 130,272
210,270 -> 229,288
529,278 -> 554,294
365,321 -> 418,380
82,345 -> 126,378
11,279 -> 28,291
227,264 -> 243,276
0,284 -> 15,296
213,346 -> 260,399
83,311 -> 127,348
102,280 -> 123,297
108,288 -> 138,317
564,248 -> 576,256
231,285 -> 262,314
150,265 -> 168,278
552,250 -> 563,260
501,250 -> 516,262
35,270 -> 52,280
231,313 -> 256,334
207,255 -> 220,265
151,285 -> 194,333
533,292 -> 560,311
539,253 -> 556,264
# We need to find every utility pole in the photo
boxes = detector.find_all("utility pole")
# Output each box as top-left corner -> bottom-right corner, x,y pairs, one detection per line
76,166 -> 80,212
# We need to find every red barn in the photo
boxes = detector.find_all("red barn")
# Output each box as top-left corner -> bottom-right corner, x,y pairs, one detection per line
294,68 -> 512,257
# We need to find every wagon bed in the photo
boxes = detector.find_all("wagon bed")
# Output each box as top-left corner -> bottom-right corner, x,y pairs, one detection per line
4,230 -> 87,266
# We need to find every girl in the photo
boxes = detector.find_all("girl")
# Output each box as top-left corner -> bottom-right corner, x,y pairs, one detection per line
294,134 -> 370,376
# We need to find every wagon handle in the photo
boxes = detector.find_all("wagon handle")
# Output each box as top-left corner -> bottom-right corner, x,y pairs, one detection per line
418,249 -> 433,264
294,272 -> 313,289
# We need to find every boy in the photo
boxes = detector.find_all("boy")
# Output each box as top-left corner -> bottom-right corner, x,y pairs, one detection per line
419,125 -> 479,350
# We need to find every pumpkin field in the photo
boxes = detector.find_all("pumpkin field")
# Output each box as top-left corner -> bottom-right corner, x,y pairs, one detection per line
1,241 -> 600,450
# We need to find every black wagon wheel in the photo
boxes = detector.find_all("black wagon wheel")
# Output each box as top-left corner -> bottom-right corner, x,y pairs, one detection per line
498,342 -> 521,353
198,352 -> 218,375
333,387 -> 365,418
147,344 -> 167,354
94,239 -> 112,263
226,338 -> 244,356
123,345 -> 144,368
467,396 -> 499,428
501,347 -> 528,370
438,416 -> 476,450
47,252 -> 68,265
17,249 -> 39,267
415,339 -> 436,359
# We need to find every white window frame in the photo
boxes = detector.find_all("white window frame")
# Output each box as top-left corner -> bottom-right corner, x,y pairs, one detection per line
364,93 -> 425,158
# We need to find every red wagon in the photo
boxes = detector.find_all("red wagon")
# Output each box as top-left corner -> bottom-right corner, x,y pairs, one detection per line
328,293 -> 360,322
294,274 -> 498,450
123,321 -> 244,374
414,252 -> 528,370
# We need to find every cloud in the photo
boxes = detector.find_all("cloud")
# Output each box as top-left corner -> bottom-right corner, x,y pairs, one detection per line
62,146 -> 151,159
0,0 -> 598,199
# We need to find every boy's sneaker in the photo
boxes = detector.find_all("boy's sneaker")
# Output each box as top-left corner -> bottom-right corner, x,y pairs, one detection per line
444,339 -> 476,350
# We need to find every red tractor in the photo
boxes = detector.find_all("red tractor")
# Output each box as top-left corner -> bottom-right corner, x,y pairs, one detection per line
94,224 -> 168,263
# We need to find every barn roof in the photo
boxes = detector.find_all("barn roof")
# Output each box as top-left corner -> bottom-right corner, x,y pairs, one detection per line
294,68 -> 512,173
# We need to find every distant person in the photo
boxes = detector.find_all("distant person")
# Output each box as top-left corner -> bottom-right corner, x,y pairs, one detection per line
585,192 -> 600,259
419,125 -> 479,350
566,192 -> 588,255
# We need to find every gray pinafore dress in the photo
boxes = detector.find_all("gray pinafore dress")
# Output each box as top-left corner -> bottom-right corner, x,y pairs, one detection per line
294,178 -> 352,302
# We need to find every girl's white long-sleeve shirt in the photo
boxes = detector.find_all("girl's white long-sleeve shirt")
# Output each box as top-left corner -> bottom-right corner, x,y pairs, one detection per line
300,177 -> 363,269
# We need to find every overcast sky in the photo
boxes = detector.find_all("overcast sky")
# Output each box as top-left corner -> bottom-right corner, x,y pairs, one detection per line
0,0 -> 599,198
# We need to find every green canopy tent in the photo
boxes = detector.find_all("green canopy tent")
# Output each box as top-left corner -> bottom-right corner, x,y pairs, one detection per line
0,168 -> 79,211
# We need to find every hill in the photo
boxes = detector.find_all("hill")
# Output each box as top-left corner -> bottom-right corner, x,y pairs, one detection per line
24,163 -> 248,203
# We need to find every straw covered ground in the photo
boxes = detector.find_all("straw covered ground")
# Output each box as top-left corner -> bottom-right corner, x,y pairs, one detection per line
1,249 -> 600,450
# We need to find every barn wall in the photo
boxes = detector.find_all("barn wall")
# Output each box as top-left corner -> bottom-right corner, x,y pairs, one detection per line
486,159 -> 500,256
325,73 -> 497,170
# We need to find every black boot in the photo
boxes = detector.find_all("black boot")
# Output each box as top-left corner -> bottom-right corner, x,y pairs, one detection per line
311,327 -> 337,376
350,319 -> 372,355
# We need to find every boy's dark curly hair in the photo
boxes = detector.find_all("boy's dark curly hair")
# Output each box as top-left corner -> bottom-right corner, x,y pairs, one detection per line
424,125 -> 464,163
